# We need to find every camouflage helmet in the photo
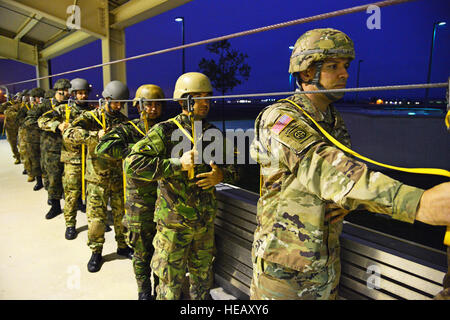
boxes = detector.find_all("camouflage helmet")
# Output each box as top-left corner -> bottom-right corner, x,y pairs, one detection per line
102,80 -> 129,100
173,72 -> 213,99
29,87 -> 45,98
70,78 -> 91,93
21,89 -> 30,96
133,84 -> 165,107
53,78 -> 71,90
45,89 -> 56,99
289,28 -> 355,74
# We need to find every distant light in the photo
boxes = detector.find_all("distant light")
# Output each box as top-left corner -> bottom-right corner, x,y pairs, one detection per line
289,46 -> 294,50
376,99 -> 383,105
438,21 -> 446,26
89,84 -> 92,87
175,17 -> 184,22
408,112 -> 416,115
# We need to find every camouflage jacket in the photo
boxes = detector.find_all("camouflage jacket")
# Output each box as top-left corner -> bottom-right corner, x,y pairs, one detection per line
38,102 -> 95,163
63,107 -> 129,183
125,113 -> 240,228
96,117 -> 160,232
249,92 -> 424,273
0,101 -> 18,129
25,100 -> 61,152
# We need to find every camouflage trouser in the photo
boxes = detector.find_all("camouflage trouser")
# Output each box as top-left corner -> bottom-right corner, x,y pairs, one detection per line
5,126 -> 20,160
27,140 -> 42,178
86,181 -> 126,253
250,256 -> 340,300
18,128 -> 30,173
151,221 -> 215,300
42,150 -> 63,200
126,213 -> 157,294
63,163 -> 82,227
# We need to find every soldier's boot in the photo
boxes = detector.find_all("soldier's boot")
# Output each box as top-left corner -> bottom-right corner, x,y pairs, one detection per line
138,291 -> 155,300
27,175 -> 35,182
47,199 -> 52,205
117,246 -> 134,260
45,199 -> 62,220
105,224 -> 112,232
33,176 -> 43,191
77,197 -> 86,213
65,226 -> 77,240
22,169 -> 27,175
14,159 -> 20,165
87,252 -> 102,273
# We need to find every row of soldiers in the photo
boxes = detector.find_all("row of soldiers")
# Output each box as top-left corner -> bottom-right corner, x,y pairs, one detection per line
0,72 -> 239,300
1,27 -> 449,300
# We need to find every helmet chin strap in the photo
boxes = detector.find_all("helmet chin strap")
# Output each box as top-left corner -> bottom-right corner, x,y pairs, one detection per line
297,61 -> 345,102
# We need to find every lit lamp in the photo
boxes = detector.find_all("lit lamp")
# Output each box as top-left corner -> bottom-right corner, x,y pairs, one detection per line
175,17 -> 185,74
425,21 -> 446,101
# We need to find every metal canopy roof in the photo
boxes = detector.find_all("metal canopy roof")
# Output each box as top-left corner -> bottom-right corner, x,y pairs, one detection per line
0,0 -> 191,65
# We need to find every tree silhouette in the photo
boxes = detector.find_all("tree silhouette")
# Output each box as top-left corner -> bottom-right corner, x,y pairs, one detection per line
198,40 -> 251,130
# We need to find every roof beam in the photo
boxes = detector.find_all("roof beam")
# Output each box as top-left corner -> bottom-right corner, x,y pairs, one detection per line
1,0 -> 107,39
14,13 -> 41,40
0,33 -> 37,65
39,31 -> 97,60
110,0 -> 192,29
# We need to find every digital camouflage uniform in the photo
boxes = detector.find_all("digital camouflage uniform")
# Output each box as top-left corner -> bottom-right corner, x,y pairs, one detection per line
249,93 -> 425,300
38,101 -> 95,226
27,99 -> 63,199
0,100 -> 21,161
22,102 -> 42,179
96,116 -> 159,295
63,107 -> 129,253
125,113 -> 239,300
16,101 -> 32,175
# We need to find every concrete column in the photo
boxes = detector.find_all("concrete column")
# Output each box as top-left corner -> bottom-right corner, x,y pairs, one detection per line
101,2 -> 127,115
35,59 -> 50,90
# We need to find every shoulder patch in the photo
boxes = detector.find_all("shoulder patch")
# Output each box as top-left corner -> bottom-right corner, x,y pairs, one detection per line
271,114 -> 293,134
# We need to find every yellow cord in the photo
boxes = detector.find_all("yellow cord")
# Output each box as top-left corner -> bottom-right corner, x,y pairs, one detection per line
81,143 -> 85,202
279,99 -> 450,178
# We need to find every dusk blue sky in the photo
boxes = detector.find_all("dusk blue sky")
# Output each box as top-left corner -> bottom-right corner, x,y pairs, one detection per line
1,0 -> 449,101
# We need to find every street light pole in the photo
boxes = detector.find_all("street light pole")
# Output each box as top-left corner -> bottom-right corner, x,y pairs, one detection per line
356,59 -> 363,103
175,17 -> 185,74
425,21 -> 446,102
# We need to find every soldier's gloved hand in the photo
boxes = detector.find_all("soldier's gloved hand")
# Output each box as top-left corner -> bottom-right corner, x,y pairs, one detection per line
180,149 -> 198,171
415,182 -> 450,226
58,122 -> 70,133
98,129 -> 106,139
196,161 -> 224,189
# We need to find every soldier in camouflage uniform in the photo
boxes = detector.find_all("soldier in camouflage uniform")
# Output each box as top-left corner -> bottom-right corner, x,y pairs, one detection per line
249,28 -> 450,300
96,84 -> 165,300
16,90 -> 33,181
22,87 -> 45,191
63,80 -> 133,272
33,81 -> 72,219
39,79 -> 92,229
125,72 -> 239,300
0,94 -> 21,164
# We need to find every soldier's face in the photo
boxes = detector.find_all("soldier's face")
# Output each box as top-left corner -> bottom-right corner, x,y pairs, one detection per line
55,89 -> 69,102
108,101 -> 122,112
318,58 -> 350,90
75,90 -> 88,101
192,92 -> 211,119
143,101 -> 162,120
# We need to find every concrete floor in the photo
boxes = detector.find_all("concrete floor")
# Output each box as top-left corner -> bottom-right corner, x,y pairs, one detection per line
0,140 -> 138,300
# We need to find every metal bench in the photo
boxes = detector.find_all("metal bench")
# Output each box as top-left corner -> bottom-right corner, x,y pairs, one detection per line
213,183 -> 447,300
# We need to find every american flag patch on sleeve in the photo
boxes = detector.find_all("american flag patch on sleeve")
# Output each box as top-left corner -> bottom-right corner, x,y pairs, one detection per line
271,114 -> 293,134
